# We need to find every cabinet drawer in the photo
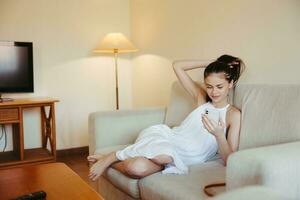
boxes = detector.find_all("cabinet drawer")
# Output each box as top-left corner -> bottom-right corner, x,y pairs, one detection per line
0,108 -> 19,121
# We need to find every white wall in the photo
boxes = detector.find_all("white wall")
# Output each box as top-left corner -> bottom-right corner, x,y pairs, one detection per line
1,0 -> 299,150
0,0 -> 132,150
130,0 -> 300,107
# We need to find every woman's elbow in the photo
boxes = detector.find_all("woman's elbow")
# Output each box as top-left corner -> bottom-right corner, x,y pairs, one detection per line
173,61 -> 184,71
222,156 -> 228,166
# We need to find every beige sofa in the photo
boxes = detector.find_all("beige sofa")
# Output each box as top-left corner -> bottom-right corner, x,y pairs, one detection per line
89,82 -> 300,200
210,186 -> 292,200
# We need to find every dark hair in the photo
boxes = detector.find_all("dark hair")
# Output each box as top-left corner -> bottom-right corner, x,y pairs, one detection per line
204,54 -> 245,86
204,55 -> 245,102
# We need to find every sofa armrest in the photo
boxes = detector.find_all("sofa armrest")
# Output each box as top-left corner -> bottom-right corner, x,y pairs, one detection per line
211,186 -> 287,200
226,141 -> 300,199
88,107 -> 166,155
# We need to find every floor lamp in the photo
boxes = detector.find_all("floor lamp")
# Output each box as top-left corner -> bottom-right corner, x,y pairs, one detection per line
94,33 -> 138,110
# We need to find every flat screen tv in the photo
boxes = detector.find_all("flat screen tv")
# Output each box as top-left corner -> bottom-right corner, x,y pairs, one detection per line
0,41 -> 34,98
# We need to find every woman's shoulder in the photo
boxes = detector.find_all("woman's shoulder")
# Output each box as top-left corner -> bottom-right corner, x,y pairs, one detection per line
227,105 -> 241,123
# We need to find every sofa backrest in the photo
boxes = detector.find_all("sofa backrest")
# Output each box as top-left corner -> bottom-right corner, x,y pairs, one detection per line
234,84 -> 300,150
164,82 -> 196,127
165,82 -> 300,150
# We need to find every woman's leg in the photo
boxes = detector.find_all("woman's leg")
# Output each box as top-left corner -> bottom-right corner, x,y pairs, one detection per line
90,153 -> 173,180
112,157 -> 163,179
150,154 -> 173,165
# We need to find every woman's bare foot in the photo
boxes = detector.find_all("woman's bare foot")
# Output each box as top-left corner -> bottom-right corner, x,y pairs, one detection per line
87,154 -> 104,163
89,152 -> 118,181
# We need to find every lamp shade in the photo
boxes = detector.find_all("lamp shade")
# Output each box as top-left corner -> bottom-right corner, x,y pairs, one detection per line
94,33 -> 138,53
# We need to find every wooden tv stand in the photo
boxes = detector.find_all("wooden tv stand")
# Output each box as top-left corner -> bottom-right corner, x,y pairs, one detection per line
0,98 -> 59,169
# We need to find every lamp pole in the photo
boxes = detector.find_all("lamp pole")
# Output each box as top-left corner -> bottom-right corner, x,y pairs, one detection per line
94,33 -> 138,110
114,49 -> 119,110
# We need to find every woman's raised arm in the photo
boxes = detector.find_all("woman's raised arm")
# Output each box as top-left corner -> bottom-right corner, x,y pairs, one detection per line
173,60 -> 214,103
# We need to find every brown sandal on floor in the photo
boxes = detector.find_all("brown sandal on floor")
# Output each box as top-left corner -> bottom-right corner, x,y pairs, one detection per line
203,182 -> 226,197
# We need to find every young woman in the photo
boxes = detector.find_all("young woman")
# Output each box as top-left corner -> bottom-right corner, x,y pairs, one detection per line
88,55 -> 245,181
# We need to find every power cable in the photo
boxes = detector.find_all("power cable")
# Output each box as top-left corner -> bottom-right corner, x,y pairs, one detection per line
0,125 -> 7,152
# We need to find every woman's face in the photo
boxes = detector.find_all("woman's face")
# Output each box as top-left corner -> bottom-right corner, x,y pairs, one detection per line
204,72 -> 233,104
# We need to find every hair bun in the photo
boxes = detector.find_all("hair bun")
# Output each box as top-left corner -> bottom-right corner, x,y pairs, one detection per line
205,54 -> 245,86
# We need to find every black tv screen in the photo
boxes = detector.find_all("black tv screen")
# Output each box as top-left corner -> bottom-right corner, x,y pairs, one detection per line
0,41 -> 34,93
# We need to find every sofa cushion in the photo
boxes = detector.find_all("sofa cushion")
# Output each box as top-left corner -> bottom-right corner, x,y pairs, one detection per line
234,84 -> 300,150
105,168 -> 140,199
94,145 -> 141,199
97,175 -> 138,200
139,159 -> 226,200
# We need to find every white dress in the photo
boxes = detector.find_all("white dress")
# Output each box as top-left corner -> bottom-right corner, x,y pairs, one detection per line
116,102 -> 230,174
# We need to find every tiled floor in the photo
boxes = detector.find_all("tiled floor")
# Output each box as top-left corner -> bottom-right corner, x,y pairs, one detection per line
57,153 -> 97,190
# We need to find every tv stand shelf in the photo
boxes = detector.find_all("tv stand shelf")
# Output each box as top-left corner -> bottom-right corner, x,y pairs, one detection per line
0,98 -> 58,169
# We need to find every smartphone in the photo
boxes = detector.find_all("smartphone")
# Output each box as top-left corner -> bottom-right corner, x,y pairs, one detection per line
205,109 -> 220,123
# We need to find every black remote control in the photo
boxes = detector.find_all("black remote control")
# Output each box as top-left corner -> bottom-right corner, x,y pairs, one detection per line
12,190 -> 46,200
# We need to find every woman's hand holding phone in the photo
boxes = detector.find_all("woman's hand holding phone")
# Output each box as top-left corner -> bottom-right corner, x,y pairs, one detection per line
202,110 -> 225,138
